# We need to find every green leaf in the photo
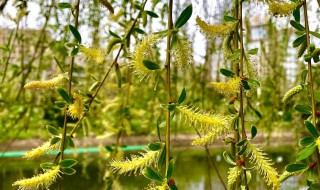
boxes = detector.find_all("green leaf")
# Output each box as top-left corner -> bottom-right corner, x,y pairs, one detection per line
223,151 -> 236,165
66,135 -> 75,148
82,117 -> 90,137
241,80 -> 251,90
69,25 -> 81,43
296,144 -> 317,162
247,78 -> 260,87
50,137 -> 61,145
292,35 -> 306,48
58,2 -> 72,9
300,70 -> 308,83
142,167 -> 165,183
304,54 -> 312,62
223,15 -> 237,22
251,125 -> 257,139
237,138 -> 247,146
40,162 -> 54,170
55,101 -> 66,109
220,68 -> 235,78
290,20 -> 305,31
143,60 -> 161,70
293,8 -> 300,22
158,149 -> 166,169
310,31 -> 320,39
57,88 -> 73,104
237,144 -> 247,156
177,87 -> 186,104
314,90 -> 320,102
247,48 -> 258,55
167,159 -> 174,179
70,46 -> 79,56
54,57 -> 65,73
156,117 -> 161,142
148,142 -> 163,151
299,137 -> 315,147
174,4 -> 192,28
61,167 -> 76,175
305,121 -> 319,138
109,30 -> 121,39
286,163 -> 307,172
146,10 -> 159,18
294,104 -> 312,114
59,159 -> 78,168
133,28 -> 145,34
46,125 -> 60,136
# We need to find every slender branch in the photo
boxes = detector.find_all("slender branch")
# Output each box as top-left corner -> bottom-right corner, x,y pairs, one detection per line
302,0 -> 320,180
165,0 -> 173,176
59,0 -> 81,161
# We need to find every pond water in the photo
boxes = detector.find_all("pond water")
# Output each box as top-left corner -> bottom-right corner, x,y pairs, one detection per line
0,147 -> 310,190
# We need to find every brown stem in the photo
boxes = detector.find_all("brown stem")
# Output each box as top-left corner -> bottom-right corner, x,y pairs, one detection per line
302,0 -> 320,181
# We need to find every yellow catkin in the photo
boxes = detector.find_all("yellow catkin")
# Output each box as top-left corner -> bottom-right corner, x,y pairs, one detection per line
316,138 -> 320,154
222,35 -> 233,58
24,73 -> 68,89
192,131 -> 221,146
177,105 -> 232,133
227,166 -> 242,190
12,166 -> 61,190
246,140 -> 280,190
282,85 -> 303,104
268,2 -> 298,17
130,34 -> 163,80
67,93 -> 85,119
79,45 -> 105,64
196,16 -> 238,36
23,140 -> 60,160
211,77 -> 241,96
171,34 -> 193,70
110,148 -> 163,175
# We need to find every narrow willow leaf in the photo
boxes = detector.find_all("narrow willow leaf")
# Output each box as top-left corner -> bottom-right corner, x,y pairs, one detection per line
156,117 -> 161,142
285,163 -> 307,172
242,80 -> 251,90
294,104 -> 312,114
304,121 -> 319,138
296,144 -> 316,162
299,137 -> 315,147
53,57 -> 66,73
300,70 -> 308,83
58,2 -> 72,9
177,87 -> 186,104
60,159 -> 78,168
146,10 -> 159,18
310,31 -> 320,39
293,8 -> 300,22
167,159 -> 174,179
70,47 -> 79,56
251,125 -> 257,139
69,25 -> 81,43
148,142 -> 163,151
50,137 -> 61,145
98,0 -> 114,14
220,68 -> 235,78
292,35 -> 306,47
237,139 -> 247,146
46,125 -> 60,136
142,167 -> 165,183
109,30 -> 121,39
247,48 -> 258,55
247,78 -> 260,87
115,64 -> 121,88
314,91 -> 320,102
57,88 -> 73,104
40,163 -> 54,170
237,144 -> 247,156
174,4 -> 192,28
290,20 -> 305,31
133,28 -> 145,34
158,149 -> 166,169
142,60 -> 161,70
62,167 -> 76,175
223,15 -> 237,22
223,151 -> 236,166
55,101 -> 66,108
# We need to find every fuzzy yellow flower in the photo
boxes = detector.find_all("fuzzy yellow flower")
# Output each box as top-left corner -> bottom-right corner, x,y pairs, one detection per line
23,140 -> 60,160
67,93 -> 85,119
211,77 -> 241,96
171,34 -> 193,70
282,85 -> 303,104
196,16 -> 238,36
227,166 -> 242,190
13,166 -> 61,190
110,147 -> 163,175
222,35 -> 233,58
192,131 -> 224,146
247,140 -> 280,190
269,2 -> 298,17
130,34 -> 163,80
24,73 -> 68,89
79,45 -> 105,64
